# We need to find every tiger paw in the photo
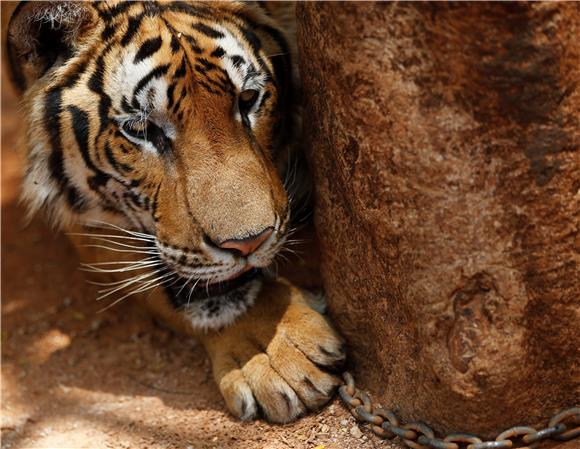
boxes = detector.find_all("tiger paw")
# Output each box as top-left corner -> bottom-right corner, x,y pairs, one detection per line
200,279 -> 346,423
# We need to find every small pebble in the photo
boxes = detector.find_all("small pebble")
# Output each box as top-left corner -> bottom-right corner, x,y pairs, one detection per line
349,425 -> 363,439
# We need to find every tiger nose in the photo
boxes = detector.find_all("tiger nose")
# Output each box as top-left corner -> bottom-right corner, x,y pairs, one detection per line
218,227 -> 274,256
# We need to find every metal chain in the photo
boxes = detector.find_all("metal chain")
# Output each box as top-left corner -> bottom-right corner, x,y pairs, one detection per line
338,372 -> 580,449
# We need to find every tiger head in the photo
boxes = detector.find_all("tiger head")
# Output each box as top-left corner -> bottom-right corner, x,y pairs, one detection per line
7,1 -> 303,328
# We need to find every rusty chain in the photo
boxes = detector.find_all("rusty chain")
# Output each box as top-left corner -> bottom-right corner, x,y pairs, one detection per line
338,372 -> 579,449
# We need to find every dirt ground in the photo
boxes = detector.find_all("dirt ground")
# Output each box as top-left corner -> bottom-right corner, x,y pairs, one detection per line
0,55 -> 398,448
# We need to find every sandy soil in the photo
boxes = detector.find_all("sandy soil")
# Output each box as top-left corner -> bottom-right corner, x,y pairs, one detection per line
0,64 -> 397,448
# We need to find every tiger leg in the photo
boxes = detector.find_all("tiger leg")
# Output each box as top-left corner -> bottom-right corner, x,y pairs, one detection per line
199,278 -> 345,423
70,232 -> 345,423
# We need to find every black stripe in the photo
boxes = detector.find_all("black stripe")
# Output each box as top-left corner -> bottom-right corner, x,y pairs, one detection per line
44,89 -> 87,211
61,59 -> 89,89
200,75 -> 229,95
165,2 -> 214,19
151,184 -> 161,221
67,105 -> 93,167
257,90 -> 272,111
66,186 -> 87,211
101,24 -> 115,41
121,97 -> 133,113
172,87 -> 188,114
104,142 -> 133,174
88,174 -> 109,190
239,26 -> 262,57
45,89 -> 65,181
182,34 -> 203,54
194,64 -> 208,75
198,58 -> 217,71
174,58 -> 187,78
166,83 -> 176,110
121,13 -> 145,46
67,105 -> 109,192
98,1 -> 134,21
192,22 -> 225,39
143,2 -> 162,17
217,73 -> 235,95
97,94 -> 112,135
197,80 -> 218,95
124,191 -> 142,209
210,47 -> 225,58
170,34 -> 181,53
231,55 -> 245,68
88,46 -> 113,135
230,18 -> 272,79
133,64 -> 170,99
134,37 -> 163,64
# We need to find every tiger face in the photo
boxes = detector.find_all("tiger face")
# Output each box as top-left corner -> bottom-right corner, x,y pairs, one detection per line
8,1 -> 300,328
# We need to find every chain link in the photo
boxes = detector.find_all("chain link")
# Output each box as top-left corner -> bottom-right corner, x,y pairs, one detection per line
338,372 -> 579,449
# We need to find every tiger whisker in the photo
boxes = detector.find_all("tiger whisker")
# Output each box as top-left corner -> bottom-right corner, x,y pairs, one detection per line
88,274 -> 158,287
163,274 -> 183,290
96,270 -> 164,299
80,244 -> 158,255
85,220 -> 155,240
90,270 -> 171,293
81,261 -> 163,274
279,246 -> 300,256
85,237 -> 158,251
97,271 -> 174,303
275,252 -> 291,264
97,273 -> 172,313
283,238 -> 306,246
140,274 -> 177,297
175,274 -> 195,298
69,232 -> 156,244
187,277 -> 203,307
81,256 -> 158,267
100,271 -> 174,302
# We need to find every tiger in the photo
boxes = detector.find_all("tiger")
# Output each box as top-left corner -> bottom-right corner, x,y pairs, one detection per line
6,0 -> 345,423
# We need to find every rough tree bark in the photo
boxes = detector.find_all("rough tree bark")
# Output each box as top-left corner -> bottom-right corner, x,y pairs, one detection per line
298,2 -> 579,436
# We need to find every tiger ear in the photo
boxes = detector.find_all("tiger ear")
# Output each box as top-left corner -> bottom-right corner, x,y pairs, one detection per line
7,1 -> 95,92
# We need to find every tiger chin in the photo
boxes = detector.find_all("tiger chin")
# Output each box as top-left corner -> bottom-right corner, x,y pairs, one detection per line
7,0 -> 345,423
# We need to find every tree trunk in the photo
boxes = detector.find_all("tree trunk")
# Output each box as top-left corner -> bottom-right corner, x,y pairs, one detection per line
297,2 -> 580,436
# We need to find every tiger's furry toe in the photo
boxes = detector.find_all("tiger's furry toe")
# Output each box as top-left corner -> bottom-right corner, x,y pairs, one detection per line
201,279 -> 345,423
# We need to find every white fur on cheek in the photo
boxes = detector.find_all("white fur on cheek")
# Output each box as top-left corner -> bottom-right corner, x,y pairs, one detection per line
108,47 -> 174,151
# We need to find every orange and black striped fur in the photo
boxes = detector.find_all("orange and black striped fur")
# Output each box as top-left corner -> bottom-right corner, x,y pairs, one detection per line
7,1 -> 344,423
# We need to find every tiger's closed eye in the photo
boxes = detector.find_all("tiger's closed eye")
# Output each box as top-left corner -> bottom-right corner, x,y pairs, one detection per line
239,89 -> 259,113
121,120 -> 149,140
119,119 -> 171,154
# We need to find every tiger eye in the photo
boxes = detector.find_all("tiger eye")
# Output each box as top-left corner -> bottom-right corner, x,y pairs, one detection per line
239,89 -> 259,111
122,120 -> 148,139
